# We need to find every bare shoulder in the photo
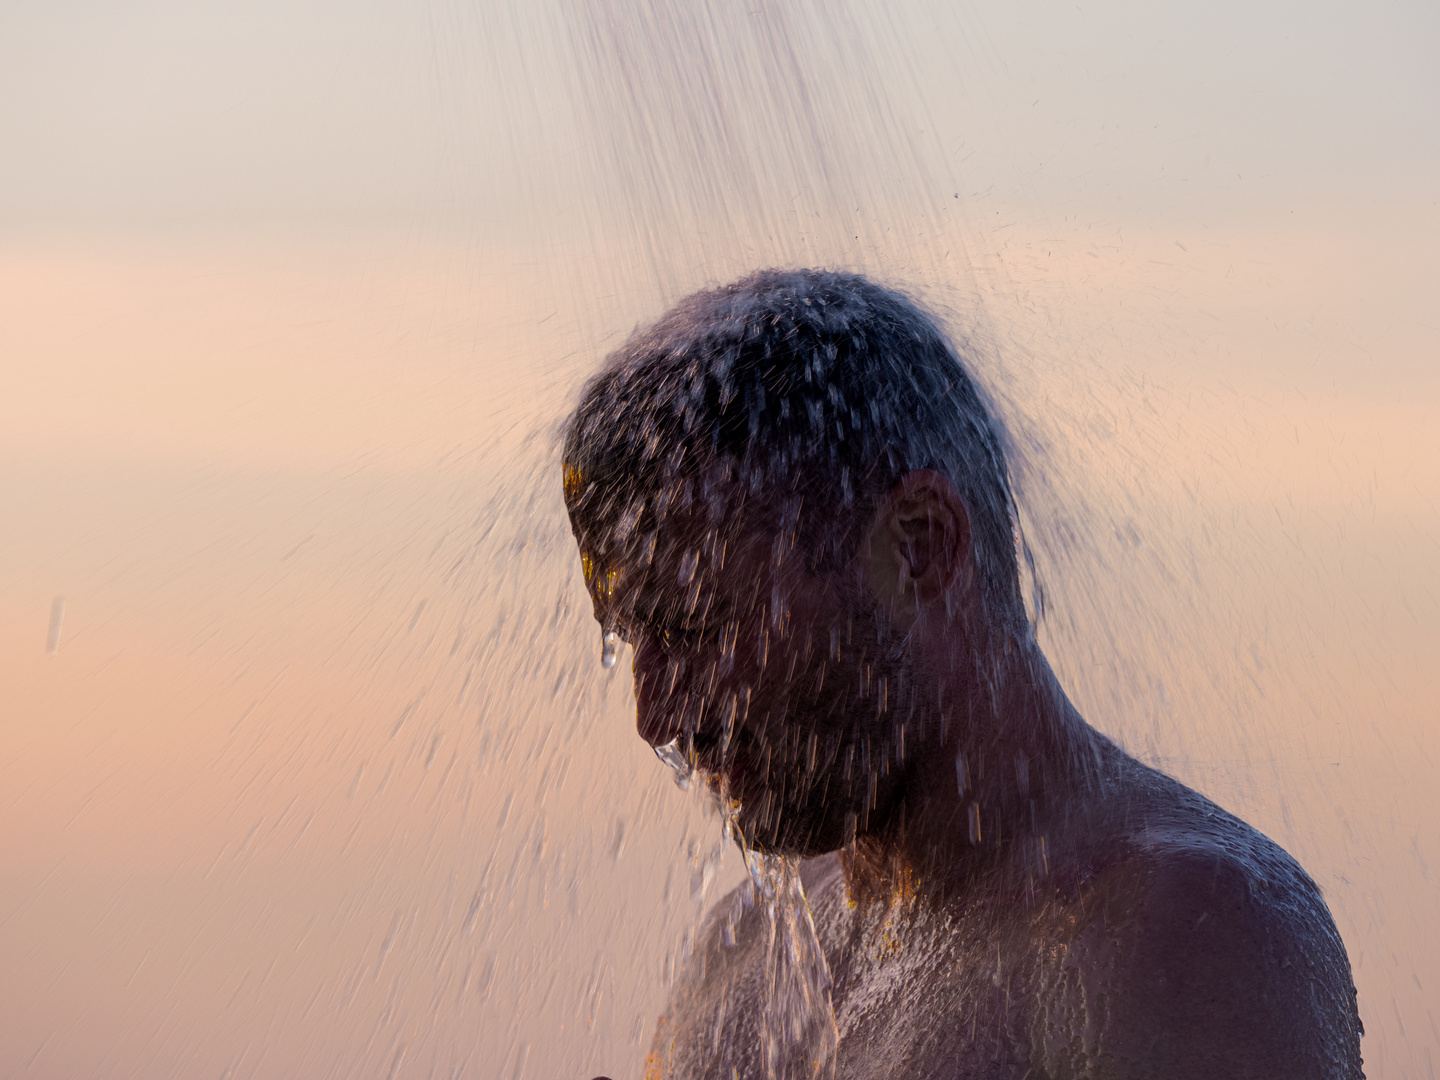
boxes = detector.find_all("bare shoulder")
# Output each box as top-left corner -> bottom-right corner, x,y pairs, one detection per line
1039,770 -> 1365,1079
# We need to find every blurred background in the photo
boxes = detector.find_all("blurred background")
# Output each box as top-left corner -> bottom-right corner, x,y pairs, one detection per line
2,1 -> 1436,1077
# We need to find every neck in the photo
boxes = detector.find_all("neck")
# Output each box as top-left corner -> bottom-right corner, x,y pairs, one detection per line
839,630 -> 1098,908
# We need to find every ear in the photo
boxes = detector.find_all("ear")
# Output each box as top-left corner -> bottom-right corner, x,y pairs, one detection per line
866,470 -> 973,611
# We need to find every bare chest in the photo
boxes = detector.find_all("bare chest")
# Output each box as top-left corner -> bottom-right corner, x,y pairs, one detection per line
825,904 -> 1052,1080
655,891 -> 1069,1080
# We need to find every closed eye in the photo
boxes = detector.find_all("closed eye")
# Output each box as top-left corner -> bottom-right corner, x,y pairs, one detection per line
641,621 -> 708,651
616,615 -> 718,652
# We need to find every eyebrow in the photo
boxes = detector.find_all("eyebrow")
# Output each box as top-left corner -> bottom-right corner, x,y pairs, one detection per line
579,551 -> 620,601
622,582 -> 748,639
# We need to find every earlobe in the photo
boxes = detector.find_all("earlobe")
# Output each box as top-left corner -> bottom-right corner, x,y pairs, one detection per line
892,535 -> 915,599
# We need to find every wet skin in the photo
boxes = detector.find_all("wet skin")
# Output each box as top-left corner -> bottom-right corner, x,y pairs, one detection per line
652,753 -> 1363,1079
573,471 -> 1364,1079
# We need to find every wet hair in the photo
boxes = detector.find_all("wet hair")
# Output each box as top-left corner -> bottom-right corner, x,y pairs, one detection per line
563,269 -> 1023,623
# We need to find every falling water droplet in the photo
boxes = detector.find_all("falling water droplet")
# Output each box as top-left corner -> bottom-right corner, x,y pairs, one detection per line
45,596 -> 65,659
600,629 -> 619,669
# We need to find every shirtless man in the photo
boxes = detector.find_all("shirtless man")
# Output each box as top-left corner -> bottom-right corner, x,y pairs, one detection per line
562,270 -> 1364,1079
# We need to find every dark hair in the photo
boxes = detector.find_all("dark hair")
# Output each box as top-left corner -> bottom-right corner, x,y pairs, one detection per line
563,269 -> 1022,622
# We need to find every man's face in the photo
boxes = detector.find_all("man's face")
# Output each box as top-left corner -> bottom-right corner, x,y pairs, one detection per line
574,492 -> 911,856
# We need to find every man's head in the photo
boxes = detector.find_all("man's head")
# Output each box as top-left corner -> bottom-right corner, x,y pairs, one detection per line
562,269 -> 1022,854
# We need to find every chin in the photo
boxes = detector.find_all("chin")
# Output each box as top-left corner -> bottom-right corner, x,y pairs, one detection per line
730,788 -> 853,859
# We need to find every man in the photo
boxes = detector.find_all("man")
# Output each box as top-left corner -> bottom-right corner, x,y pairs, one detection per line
562,270 -> 1364,1078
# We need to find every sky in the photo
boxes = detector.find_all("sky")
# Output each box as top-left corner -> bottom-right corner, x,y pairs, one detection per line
2,0 -> 1436,231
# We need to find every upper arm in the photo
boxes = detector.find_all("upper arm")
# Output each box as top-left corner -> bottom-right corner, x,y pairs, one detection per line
1092,846 -> 1362,1080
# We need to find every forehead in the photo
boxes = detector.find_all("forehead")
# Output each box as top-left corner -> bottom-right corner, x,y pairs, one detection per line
569,452 -> 774,550
583,505 -> 776,610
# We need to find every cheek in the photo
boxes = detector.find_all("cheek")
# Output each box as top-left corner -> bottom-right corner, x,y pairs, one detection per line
632,641 -> 733,744
728,630 -> 839,737
730,611 -> 815,676
630,607 -> 846,746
